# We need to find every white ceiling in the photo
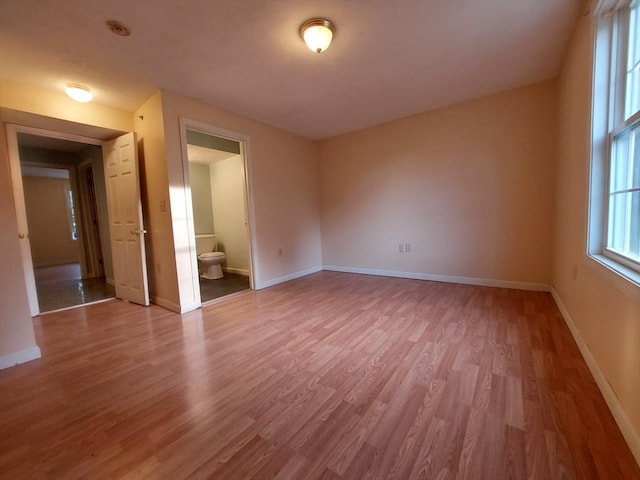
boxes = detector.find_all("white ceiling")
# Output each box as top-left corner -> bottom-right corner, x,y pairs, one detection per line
0,0 -> 584,140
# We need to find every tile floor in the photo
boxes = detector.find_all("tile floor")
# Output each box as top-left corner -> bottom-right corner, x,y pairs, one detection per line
34,263 -> 115,313
34,263 -> 249,312
199,272 -> 250,302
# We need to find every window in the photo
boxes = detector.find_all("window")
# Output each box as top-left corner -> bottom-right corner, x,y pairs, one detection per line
64,185 -> 78,241
607,122 -> 639,265
590,0 -> 640,283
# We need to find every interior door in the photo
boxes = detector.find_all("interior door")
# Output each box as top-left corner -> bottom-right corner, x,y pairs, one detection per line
102,133 -> 149,306
6,125 -> 40,316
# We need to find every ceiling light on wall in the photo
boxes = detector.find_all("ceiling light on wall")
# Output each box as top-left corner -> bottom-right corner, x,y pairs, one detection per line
299,18 -> 335,53
65,84 -> 93,102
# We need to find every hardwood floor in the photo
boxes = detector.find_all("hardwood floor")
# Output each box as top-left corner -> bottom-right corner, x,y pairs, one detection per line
0,271 -> 637,479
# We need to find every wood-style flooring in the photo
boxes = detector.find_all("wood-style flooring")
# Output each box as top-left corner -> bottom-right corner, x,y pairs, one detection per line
0,271 -> 638,479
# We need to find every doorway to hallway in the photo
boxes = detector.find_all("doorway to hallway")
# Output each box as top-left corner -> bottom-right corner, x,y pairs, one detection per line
34,263 -> 114,313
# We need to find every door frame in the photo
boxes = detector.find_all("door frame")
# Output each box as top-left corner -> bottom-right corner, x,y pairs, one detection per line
76,161 -> 105,280
6,124 -> 107,316
178,117 -> 258,300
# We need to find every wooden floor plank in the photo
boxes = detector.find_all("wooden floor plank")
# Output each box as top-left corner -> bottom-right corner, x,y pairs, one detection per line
0,271 -> 637,479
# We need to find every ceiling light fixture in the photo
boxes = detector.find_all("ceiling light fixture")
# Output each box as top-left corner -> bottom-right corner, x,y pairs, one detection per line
65,84 -> 93,103
299,18 -> 335,53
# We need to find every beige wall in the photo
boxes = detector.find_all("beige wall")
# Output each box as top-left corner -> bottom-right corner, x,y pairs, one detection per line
320,81 -> 557,285
210,154 -> 249,273
0,80 -> 132,133
189,162 -> 215,235
553,13 -> 640,452
23,175 -> 80,267
160,91 -> 322,292
134,92 -> 181,310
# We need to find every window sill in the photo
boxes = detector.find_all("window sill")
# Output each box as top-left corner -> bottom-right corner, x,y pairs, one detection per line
587,253 -> 640,303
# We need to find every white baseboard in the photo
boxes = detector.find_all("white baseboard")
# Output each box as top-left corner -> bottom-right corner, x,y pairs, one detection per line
550,287 -> 640,466
257,265 -> 323,289
223,267 -> 250,276
0,346 -> 42,370
322,265 -> 550,292
178,300 -> 201,314
151,296 -> 182,313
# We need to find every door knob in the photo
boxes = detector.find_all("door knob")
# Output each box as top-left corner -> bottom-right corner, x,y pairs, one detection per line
130,229 -> 148,235
18,232 -> 25,239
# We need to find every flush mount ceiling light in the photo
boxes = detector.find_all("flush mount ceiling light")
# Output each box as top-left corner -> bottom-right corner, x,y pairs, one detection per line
65,84 -> 93,103
299,18 -> 335,53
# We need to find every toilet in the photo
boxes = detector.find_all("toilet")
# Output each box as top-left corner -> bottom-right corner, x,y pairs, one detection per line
195,234 -> 226,280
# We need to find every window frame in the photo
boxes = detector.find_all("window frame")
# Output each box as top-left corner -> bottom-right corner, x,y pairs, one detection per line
63,183 -> 79,243
589,0 -> 640,290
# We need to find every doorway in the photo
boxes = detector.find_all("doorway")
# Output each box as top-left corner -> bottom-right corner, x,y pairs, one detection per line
14,131 -> 115,313
181,121 -> 254,304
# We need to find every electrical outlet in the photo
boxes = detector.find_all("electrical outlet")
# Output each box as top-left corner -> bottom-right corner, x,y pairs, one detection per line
399,243 -> 405,253
405,243 -> 411,253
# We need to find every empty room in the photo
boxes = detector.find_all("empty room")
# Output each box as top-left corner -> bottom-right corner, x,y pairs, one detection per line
0,0 -> 638,479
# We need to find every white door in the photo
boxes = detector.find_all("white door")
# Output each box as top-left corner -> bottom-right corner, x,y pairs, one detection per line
6,126 -> 40,316
102,133 -> 149,306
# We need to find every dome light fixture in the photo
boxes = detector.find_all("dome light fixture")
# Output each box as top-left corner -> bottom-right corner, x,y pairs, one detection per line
299,18 -> 335,53
65,84 -> 93,103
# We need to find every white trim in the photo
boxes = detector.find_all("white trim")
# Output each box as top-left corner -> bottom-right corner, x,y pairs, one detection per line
178,301 -> 201,314
587,254 -> 640,302
256,266 -> 323,289
152,296 -> 200,314
322,265 -> 550,292
0,347 -> 42,370
223,267 -> 250,276
589,3 -> 640,296
593,0 -> 633,17
550,287 -> 640,466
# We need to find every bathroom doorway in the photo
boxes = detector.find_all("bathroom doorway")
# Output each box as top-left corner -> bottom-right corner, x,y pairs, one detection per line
182,124 -> 253,304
